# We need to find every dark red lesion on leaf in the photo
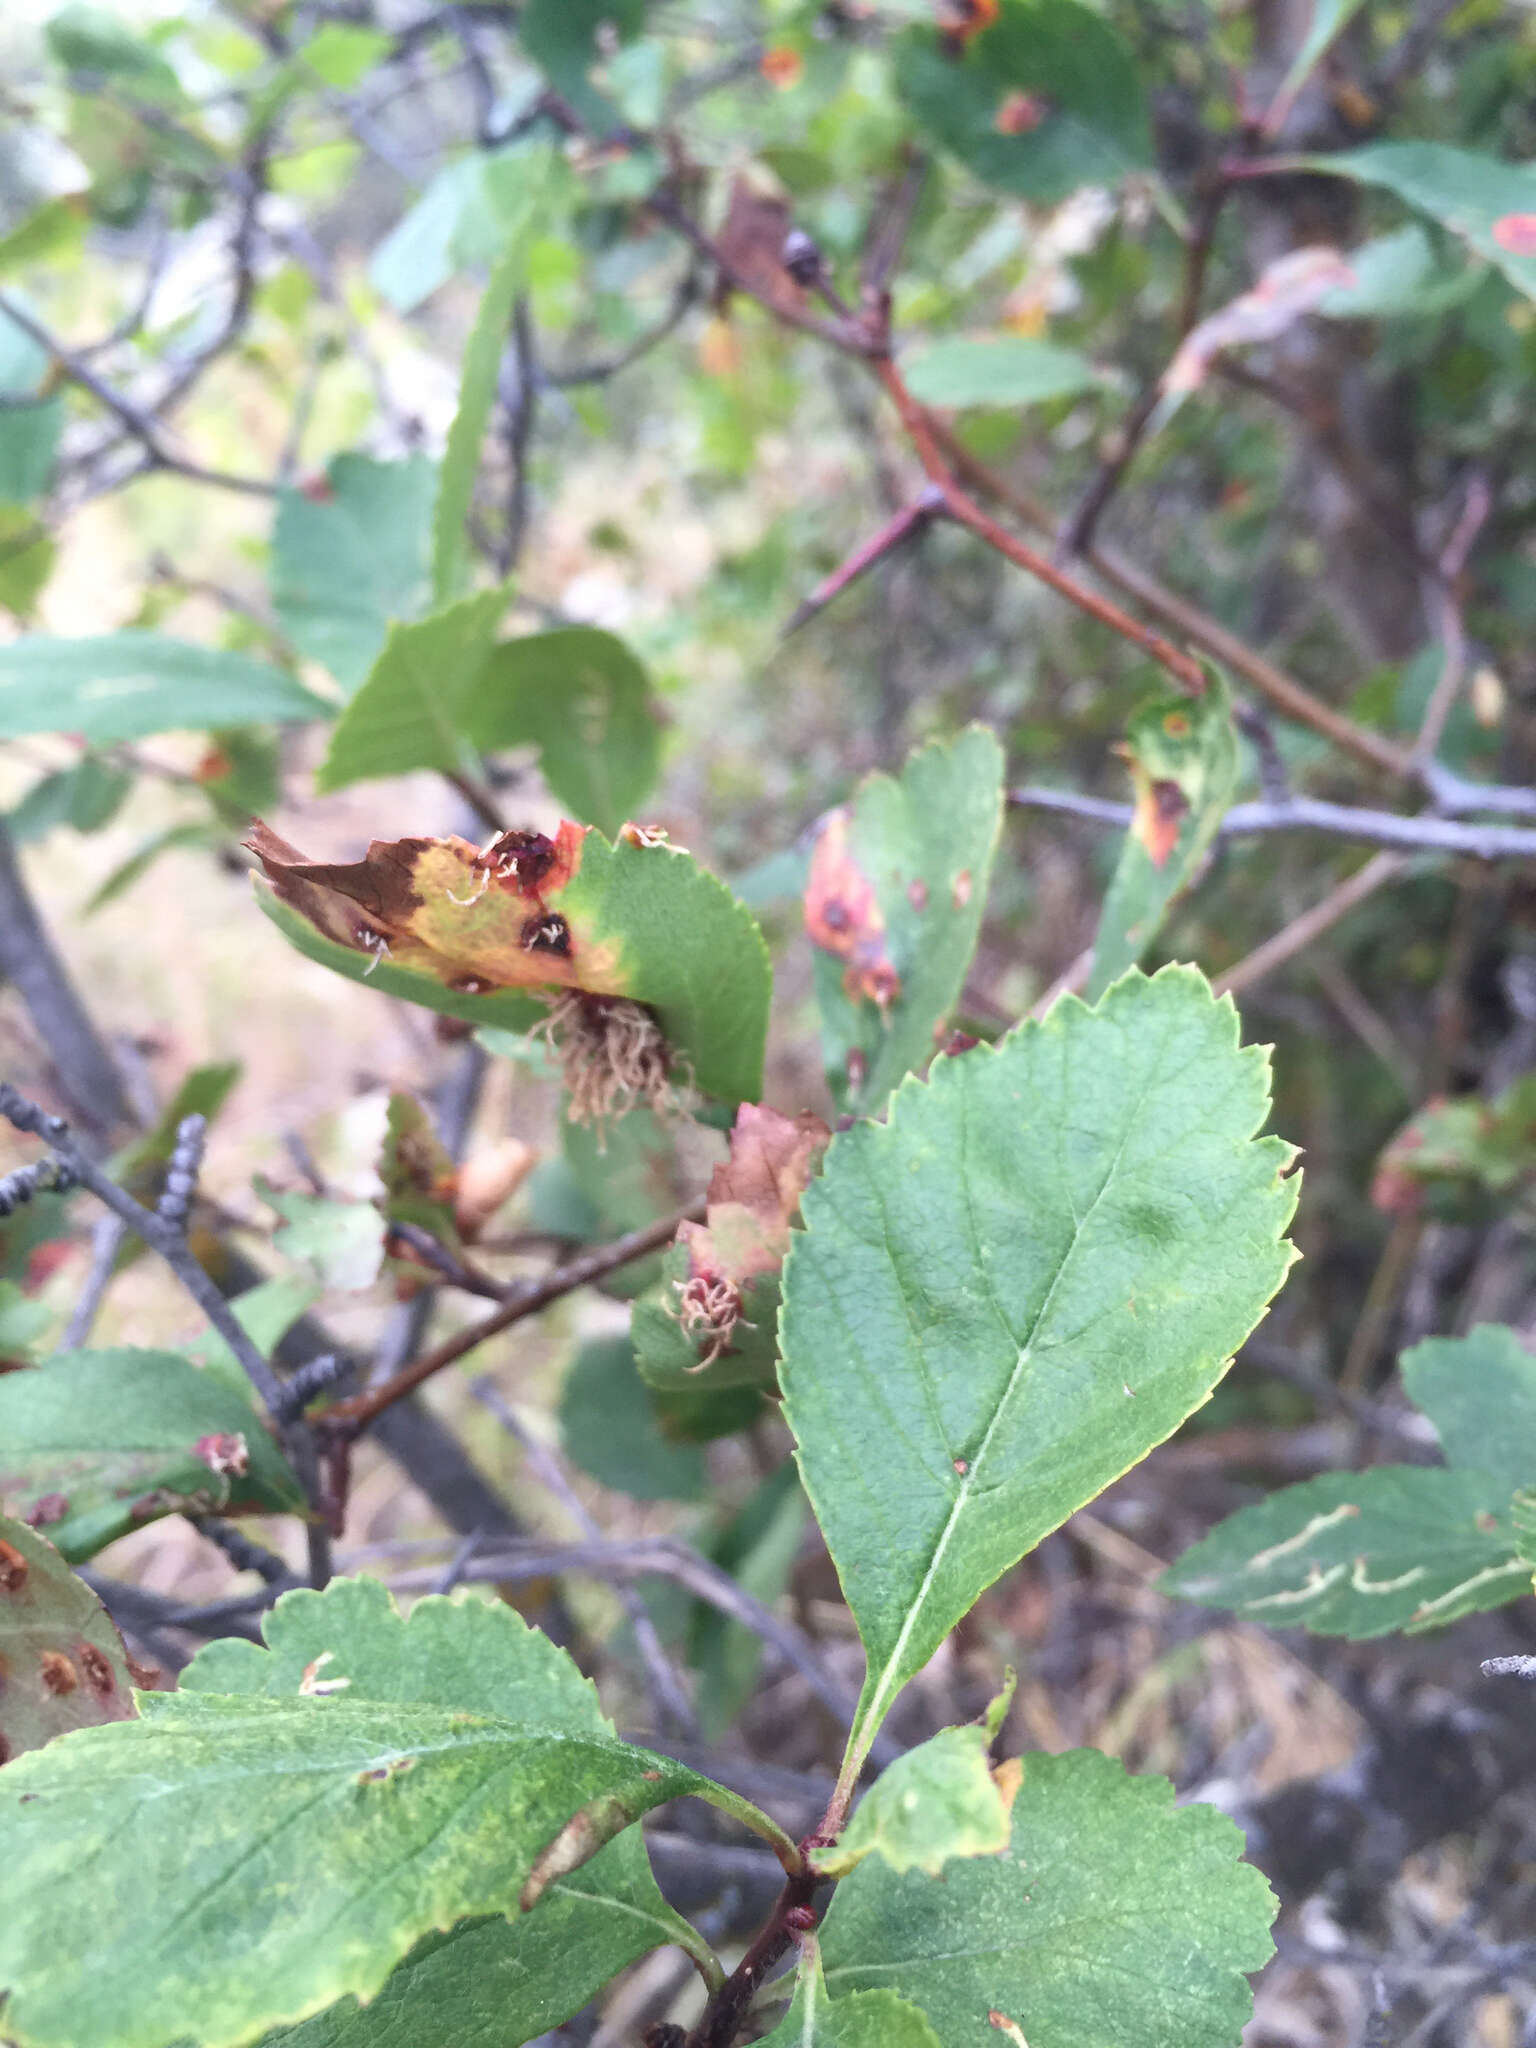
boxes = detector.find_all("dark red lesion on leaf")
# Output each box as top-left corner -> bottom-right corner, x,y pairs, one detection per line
521,912 -> 572,958
0,1540 -> 27,1593
1132,776 -> 1190,870
77,1642 -> 116,1696
39,1651 -> 77,1696
22,1494 -> 67,1528
805,808 -> 904,1012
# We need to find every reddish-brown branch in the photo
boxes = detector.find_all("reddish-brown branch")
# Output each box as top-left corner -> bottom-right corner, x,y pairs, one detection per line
323,1204 -> 701,1430
874,358 -> 1210,694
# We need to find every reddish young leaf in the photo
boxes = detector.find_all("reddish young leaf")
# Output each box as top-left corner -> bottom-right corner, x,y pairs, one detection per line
678,1104 -> 831,1296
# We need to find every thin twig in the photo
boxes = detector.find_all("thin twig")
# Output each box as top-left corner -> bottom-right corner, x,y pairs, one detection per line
1412,473 -> 1491,768
324,1204 -> 701,1429
470,1379 -> 699,1739
1008,785 -> 1536,861
0,292 -> 276,498
1213,851 -> 1409,998
58,1214 -> 128,1350
781,486 -> 943,637
873,358 -> 1209,693
388,1536 -> 899,1766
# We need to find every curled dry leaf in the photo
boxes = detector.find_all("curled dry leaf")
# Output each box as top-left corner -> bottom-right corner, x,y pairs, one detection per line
1161,246 -> 1357,400
250,815 -> 772,1111
674,1104 -> 831,1367
714,173 -> 808,320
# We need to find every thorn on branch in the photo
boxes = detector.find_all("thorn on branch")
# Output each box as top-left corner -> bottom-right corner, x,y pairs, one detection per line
156,1114 -> 207,1232
272,1352 -> 348,1423
0,1156 -> 78,1217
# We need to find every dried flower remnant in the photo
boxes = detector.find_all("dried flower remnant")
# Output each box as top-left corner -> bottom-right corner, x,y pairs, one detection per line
671,1103 -> 831,1367
538,991 -> 677,1132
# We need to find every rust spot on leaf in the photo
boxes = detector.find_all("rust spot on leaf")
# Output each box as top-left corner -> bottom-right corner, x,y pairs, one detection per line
299,1652 -> 351,1697
992,1755 -> 1024,1814
194,1432 -> 249,1479
954,1457 -> 969,1476
936,0 -> 998,49
805,809 -> 903,1011
23,1494 -> 67,1528
0,1540 -> 28,1593
907,878 -> 929,912
77,1643 -> 116,1696
988,2011 -> 1030,2046
39,1651 -> 78,1696
995,89 -> 1048,134
1132,777 -> 1189,869
1493,213 -> 1536,257
760,43 -> 803,88
952,869 -> 973,909
521,912 -> 572,958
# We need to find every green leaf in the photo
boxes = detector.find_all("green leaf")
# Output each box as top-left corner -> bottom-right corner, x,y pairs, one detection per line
0,505 -> 55,619
0,1349 -> 305,1560
297,22 -> 391,88
9,755 -> 131,843
895,0 -> 1152,205
1159,1467 -> 1526,1637
370,148 -> 552,314
820,1749 -> 1275,2048
263,1186 -> 387,1293
1402,1324 -> 1536,1498
781,967 -> 1296,1771
758,1951 -> 941,2048
519,0 -> 646,135
271,454 -> 437,693
1317,225 -> 1481,320
807,726 -> 1004,1113
812,1720 -> 1013,1878
0,633 -> 331,744
1304,142 -> 1536,302
0,199 -> 86,280
900,336 -> 1103,411
316,588 -> 508,790
559,1334 -> 708,1501
1273,0 -> 1369,109
46,2 -> 182,98
0,398 -> 63,502
0,1577 -> 774,2048
633,1255 -> 784,1393
1086,665 -> 1238,1001
431,163 -> 550,606
0,1514 -> 135,1763
466,627 -> 663,835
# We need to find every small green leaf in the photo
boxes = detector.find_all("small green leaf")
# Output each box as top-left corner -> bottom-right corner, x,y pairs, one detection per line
820,1749 -> 1275,2048
271,454 -> 437,693
1087,665 -> 1238,1000
0,505 -> 55,619
812,1721 -> 1013,1878
782,968 -> 1296,1770
466,627 -> 663,834
0,199 -> 86,280
297,22 -> 391,87
0,399 -> 63,502
0,1514 -> 135,1763
1402,1325 -> 1536,1498
807,726 -> 1004,1113
1304,142 -> 1536,301
758,1950 -> 941,2048
431,164 -> 549,606
1160,1467 -> 1525,1637
0,1578 -> 775,2048
901,336 -> 1103,411
1317,225 -> 1480,320
316,589 -> 508,790
9,755 -> 131,843
0,1349 -> 305,1560
559,1334 -> 708,1502
370,148 -> 551,314
264,1186 -> 387,1293
895,0 -> 1151,205
0,634 -> 330,743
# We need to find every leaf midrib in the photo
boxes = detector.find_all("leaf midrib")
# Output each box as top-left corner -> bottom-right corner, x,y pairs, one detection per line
853,1034 -> 1158,1752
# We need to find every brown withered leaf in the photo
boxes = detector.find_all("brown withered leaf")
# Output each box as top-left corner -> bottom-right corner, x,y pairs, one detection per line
714,174 -> 807,319
248,819 -> 612,1000
678,1104 -> 831,1293
804,808 -> 902,1010
1161,245 -> 1356,401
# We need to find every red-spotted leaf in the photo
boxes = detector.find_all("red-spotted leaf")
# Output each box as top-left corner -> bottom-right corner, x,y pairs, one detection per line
0,1514 -> 136,1764
249,817 -> 770,1106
